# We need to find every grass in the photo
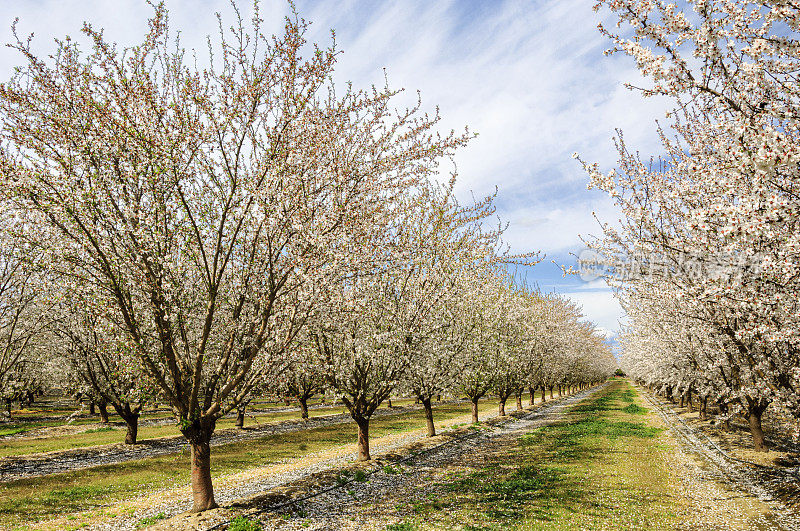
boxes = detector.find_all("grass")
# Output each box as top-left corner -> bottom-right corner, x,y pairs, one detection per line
0,427 -> 28,437
0,398 -> 502,529
134,512 -> 166,529
622,403 -> 648,415
392,380 -> 684,530
227,515 -> 263,531
83,426 -> 115,434
383,464 -> 402,474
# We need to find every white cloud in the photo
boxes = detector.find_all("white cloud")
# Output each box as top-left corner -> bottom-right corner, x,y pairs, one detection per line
499,194 -> 621,254
572,279 -> 612,292
593,326 -> 618,341
563,289 -> 627,337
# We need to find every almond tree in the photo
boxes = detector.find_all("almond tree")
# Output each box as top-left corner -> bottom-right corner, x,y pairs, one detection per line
54,297 -> 154,443
524,293 -> 573,403
395,179 -> 507,436
491,283 -> 526,417
312,285 -> 403,460
581,131 -> 786,449
0,3 -> 465,509
0,217 -> 49,417
281,340 -> 325,420
534,296 -> 583,400
309,195 -> 444,459
518,292 -> 556,404
456,271 -> 508,423
459,275 -> 614,420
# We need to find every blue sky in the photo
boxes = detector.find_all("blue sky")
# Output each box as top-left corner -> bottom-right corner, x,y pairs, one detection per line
0,0 -> 672,340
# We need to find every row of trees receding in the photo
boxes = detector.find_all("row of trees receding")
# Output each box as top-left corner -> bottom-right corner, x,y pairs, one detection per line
580,0 -> 800,452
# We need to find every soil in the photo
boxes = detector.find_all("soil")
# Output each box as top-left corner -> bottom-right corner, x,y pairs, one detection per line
641,390 -> 800,530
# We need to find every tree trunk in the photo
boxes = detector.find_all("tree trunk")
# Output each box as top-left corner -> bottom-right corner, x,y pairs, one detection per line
422,397 -> 435,437
717,401 -> 731,431
557,386 -> 562,397
515,393 -> 523,411
235,406 -> 245,428
436,394 -> 441,402
541,387 -> 546,403
122,413 -> 139,444
529,387 -> 535,406
98,400 -> 109,423
183,420 -> 218,512
355,415 -> 371,461
299,396 -> 309,420
679,394 -> 685,408
686,391 -> 694,413
498,397 -> 507,416
89,401 -> 96,415
471,398 -> 479,423
549,387 -> 554,399
387,398 -> 392,408
699,397 -> 708,421
747,407 -> 769,452
190,439 -> 216,511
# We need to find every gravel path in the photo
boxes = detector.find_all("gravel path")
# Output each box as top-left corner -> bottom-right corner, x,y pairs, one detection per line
140,386 -> 603,531
641,390 -> 800,530
0,402 -> 446,482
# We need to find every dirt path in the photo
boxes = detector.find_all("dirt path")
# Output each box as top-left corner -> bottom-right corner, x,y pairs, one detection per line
0,402 -> 444,482
640,390 -> 800,530
144,386 -> 602,531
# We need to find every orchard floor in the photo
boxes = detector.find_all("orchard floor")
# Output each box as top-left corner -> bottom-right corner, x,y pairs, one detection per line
1,396 -> 516,530
215,379 -> 799,531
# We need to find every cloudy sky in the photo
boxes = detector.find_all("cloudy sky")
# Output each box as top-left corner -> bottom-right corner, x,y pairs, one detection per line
0,0 -> 672,341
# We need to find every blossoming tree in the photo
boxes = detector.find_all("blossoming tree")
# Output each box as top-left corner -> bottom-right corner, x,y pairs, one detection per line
583,0 -> 800,450
0,3 -> 467,509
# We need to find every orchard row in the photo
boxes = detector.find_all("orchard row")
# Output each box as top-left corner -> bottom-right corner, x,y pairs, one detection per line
0,3 -> 615,513
581,1 -> 800,451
